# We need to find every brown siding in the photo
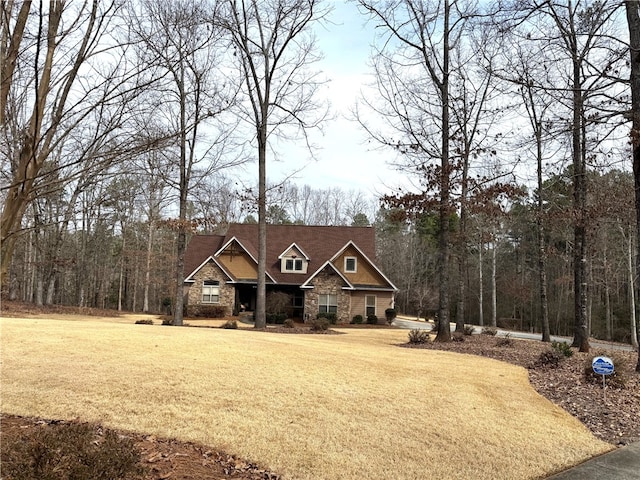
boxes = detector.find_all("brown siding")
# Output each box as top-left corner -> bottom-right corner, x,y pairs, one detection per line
350,291 -> 394,321
334,245 -> 387,286
218,251 -> 257,280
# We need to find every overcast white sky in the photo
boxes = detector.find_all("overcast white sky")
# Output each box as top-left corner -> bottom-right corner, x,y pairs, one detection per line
268,1 -> 407,197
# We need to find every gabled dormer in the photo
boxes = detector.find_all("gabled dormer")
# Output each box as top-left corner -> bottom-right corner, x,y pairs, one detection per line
278,243 -> 310,274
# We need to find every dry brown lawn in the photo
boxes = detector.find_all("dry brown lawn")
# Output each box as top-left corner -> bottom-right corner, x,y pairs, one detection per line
0,315 -> 612,480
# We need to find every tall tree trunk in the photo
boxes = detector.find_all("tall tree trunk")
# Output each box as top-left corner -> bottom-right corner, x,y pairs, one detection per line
478,238 -> 484,327
491,236 -> 497,328
255,120 -> 267,329
625,226 -> 638,349
571,44 -> 590,352
603,248 -> 612,341
624,1 -> 640,371
118,223 -> 126,312
435,0 -> 452,342
455,164 -> 469,333
144,220 -> 154,313
535,122 -> 551,342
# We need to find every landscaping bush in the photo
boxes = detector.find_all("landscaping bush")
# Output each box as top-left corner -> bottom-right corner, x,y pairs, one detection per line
496,333 -> 514,347
552,341 -> 574,358
366,314 -> 378,325
534,349 -> 563,369
134,319 -> 153,325
283,318 -> 295,328
408,329 -> 430,344
317,312 -> 337,324
384,308 -> 397,324
481,326 -> 498,336
0,421 -> 144,480
266,313 -> 287,324
220,320 -> 238,329
351,314 -> 363,324
310,318 -> 330,331
265,292 -> 292,320
187,305 -> 227,318
463,325 -> 475,336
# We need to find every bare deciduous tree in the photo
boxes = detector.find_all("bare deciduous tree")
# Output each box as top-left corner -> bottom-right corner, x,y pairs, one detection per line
222,0 -> 330,328
0,1 -> 142,293
128,0 -> 240,325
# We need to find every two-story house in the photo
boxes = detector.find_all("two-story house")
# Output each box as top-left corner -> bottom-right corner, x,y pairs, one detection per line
183,223 -> 397,323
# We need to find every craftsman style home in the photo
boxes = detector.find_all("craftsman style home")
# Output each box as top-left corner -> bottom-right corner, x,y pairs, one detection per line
183,223 -> 397,323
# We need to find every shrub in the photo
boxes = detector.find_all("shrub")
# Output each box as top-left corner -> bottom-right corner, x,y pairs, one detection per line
317,312 -> 337,324
463,325 -> 475,336
134,319 -> 153,325
552,341 -> 574,358
266,291 -> 292,318
310,318 -> 330,331
384,308 -> 397,323
1,421 -> 144,480
266,313 -> 287,324
408,329 -> 430,344
351,314 -> 363,324
186,305 -> 227,318
481,326 -> 498,336
534,349 -> 563,369
496,333 -> 513,347
220,320 -> 238,329
584,354 -> 628,389
283,318 -> 295,328
366,314 -> 379,325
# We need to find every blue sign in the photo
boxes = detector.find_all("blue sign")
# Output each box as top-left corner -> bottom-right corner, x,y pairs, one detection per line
592,356 -> 615,376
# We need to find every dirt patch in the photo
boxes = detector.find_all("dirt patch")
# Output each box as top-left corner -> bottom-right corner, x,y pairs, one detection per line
404,334 -> 640,446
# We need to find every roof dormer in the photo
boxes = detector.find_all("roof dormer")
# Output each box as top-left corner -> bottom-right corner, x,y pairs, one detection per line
278,243 -> 309,274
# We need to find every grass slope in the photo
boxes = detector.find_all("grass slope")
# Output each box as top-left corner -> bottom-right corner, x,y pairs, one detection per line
0,317 -> 611,479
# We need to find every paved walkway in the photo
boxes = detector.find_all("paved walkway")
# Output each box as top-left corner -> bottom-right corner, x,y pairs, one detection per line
546,442 -> 640,479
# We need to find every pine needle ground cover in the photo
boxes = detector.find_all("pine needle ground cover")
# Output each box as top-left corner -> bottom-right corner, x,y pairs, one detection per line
0,316 -> 611,480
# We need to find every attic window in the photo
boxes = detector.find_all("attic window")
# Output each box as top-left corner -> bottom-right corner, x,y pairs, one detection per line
285,258 -> 303,271
344,257 -> 357,273
282,256 -> 306,273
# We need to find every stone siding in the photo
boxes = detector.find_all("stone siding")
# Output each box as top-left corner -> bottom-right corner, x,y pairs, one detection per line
303,270 -> 351,324
186,261 -> 235,316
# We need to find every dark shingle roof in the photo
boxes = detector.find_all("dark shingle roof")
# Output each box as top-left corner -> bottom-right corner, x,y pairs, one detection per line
184,224 -> 377,285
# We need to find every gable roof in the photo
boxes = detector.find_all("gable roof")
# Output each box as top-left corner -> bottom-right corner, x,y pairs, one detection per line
184,223 -> 393,288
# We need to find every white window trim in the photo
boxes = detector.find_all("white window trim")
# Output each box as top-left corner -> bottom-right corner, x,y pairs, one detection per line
344,256 -> 357,273
365,295 -> 376,316
318,293 -> 338,314
202,280 -> 220,304
282,256 -> 306,273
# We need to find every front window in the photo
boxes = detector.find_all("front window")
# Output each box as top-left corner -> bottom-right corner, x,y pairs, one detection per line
202,280 -> 220,303
344,257 -> 357,273
318,294 -> 338,314
366,295 -> 376,316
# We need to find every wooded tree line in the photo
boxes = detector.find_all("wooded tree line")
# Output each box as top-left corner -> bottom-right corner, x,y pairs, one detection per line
1,2 -> 639,355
